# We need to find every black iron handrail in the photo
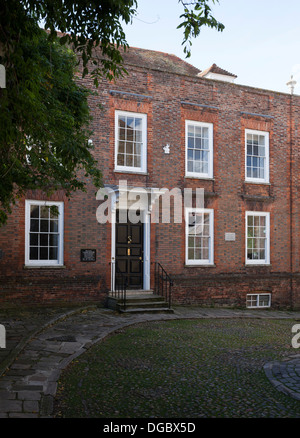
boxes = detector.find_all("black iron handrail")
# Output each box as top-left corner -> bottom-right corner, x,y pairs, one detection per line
112,262 -> 127,311
154,262 -> 173,309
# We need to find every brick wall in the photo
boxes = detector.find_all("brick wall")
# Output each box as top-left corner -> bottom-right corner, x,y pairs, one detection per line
1,50 -> 300,309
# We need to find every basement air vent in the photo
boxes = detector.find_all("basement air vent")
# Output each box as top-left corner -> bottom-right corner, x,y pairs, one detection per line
246,293 -> 271,309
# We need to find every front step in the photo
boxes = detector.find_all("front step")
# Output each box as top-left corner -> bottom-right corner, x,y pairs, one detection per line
106,291 -> 173,314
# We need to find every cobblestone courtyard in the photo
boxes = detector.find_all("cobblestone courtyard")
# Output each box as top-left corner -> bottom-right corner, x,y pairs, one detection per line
0,305 -> 299,417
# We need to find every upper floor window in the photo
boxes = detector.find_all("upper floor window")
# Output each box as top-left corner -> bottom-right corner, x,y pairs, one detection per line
185,121 -> 213,179
115,110 -> 147,173
245,129 -> 269,183
185,208 -> 214,265
25,200 -> 64,266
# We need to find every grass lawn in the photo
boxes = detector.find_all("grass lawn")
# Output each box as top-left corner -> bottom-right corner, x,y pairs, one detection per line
53,318 -> 300,418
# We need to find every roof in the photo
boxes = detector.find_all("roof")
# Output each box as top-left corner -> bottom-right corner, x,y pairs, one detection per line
198,63 -> 237,78
120,46 -> 201,76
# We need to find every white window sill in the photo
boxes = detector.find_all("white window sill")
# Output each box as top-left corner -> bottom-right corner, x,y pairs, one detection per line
185,263 -> 216,268
114,169 -> 148,175
245,263 -> 271,267
244,180 -> 270,185
185,175 -> 214,181
24,265 -> 66,269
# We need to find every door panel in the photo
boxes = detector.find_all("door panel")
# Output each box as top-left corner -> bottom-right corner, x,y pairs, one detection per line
115,210 -> 143,289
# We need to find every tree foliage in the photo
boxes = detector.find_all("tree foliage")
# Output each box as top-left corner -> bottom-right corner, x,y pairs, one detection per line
178,1 -> 224,57
0,0 -> 224,225
0,8 -> 102,224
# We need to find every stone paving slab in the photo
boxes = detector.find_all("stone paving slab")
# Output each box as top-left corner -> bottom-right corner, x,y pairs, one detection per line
0,305 -> 95,377
0,305 -> 300,417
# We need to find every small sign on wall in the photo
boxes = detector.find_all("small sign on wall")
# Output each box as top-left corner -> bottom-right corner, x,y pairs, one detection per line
225,233 -> 236,242
80,249 -> 96,262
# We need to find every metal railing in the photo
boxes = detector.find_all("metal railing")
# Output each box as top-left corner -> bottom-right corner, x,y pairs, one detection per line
154,262 -> 173,309
111,262 -> 127,311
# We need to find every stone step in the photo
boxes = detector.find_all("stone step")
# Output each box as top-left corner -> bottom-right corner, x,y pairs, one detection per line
119,307 -> 174,314
106,291 -> 173,314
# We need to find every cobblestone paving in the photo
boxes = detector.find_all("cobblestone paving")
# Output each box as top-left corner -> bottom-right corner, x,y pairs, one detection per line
264,355 -> 300,401
0,305 -> 299,417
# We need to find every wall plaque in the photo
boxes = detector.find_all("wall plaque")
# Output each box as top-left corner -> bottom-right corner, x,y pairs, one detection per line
225,233 -> 236,242
80,249 -> 96,262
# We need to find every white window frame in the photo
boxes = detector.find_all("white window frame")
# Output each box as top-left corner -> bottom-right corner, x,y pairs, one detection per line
114,110 -> 147,173
245,129 -> 269,183
185,120 -> 213,179
245,211 -> 270,265
25,200 -> 64,266
246,293 -> 271,308
185,208 -> 214,266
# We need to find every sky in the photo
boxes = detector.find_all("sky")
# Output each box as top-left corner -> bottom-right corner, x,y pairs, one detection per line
121,0 -> 300,94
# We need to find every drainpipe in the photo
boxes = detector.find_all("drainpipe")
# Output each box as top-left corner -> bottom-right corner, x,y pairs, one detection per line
287,76 -> 296,308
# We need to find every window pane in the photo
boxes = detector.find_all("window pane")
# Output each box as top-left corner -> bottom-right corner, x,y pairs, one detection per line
119,128 -> 126,140
127,142 -> 133,154
40,206 -> 49,219
50,220 -> 58,233
30,205 -> 39,218
49,234 -> 58,247
135,118 -> 142,130
40,220 -> 49,232
49,247 -> 58,260
30,246 -> 38,260
117,153 -> 125,166
188,137 -> 194,148
30,233 -> 38,246
188,125 -> 194,135
40,234 -> 48,246
118,141 -> 125,153
194,126 -> 201,137
40,247 -> 48,260
135,130 -> 142,142
127,117 -> 134,129
202,127 -> 209,138
134,155 -> 141,167
188,248 -> 194,259
30,219 -> 39,232
125,155 -> 133,167
188,161 -> 193,172
127,128 -> 134,142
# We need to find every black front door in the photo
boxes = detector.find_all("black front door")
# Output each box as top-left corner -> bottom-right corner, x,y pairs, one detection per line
115,210 -> 143,289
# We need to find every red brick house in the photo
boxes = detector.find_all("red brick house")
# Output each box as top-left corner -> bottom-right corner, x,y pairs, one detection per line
1,46 -> 300,309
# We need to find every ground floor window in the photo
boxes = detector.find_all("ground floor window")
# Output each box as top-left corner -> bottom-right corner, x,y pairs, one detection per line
25,200 -> 64,266
185,208 -> 214,265
246,211 -> 270,265
246,293 -> 271,308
